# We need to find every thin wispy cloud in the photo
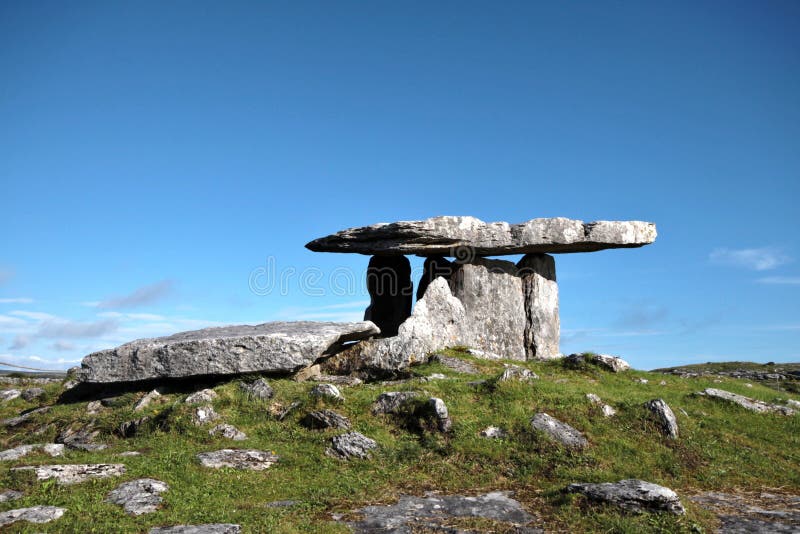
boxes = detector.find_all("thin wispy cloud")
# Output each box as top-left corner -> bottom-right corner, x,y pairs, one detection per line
757,276 -> 800,285
709,247 -> 790,271
50,340 -> 76,352
9,335 -> 30,350
0,297 -> 34,304
9,310 -> 57,321
96,279 -> 175,309
37,318 -> 119,339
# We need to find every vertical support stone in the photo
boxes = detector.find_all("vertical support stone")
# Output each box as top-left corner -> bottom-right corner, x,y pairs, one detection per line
448,258 -> 526,360
517,253 -> 559,360
364,255 -> 412,338
416,255 -> 453,301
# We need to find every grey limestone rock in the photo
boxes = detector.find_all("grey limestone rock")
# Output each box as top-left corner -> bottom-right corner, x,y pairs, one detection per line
301,410 -> 351,430
531,413 -> 588,449
56,421 -> 106,450
645,399 -> 679,438
118,417 -> 151,438
567,479 -> 685,515
134,389 -> 162,411
498,364 -> 539,382
0,505 -> 66,527
196,449 -> 278,470
209,424 -> 247,441
428,353 -> 478,374
0,443 -> 64,461
480,426 -> 508,439
149,525 -> 241,534
699,388 -> 796,415
306,215 -> 657,256
0,389 -> 21,402
185,389 -> 218,405
12,463 -> 125,485
192,405 -> 220,426
1,406 -> 49,427
21,387 -> 46,401
372,391 -> 421,415
78,321 -> 380,384
310,383 -> 343,401
0,490 -> 23,502
106,478 -> 169,515
239,378 -> 273,400
426,397 -> 452,432
518,253 -> 560,360
566,353 -> 631,372
327,432 -> 377,460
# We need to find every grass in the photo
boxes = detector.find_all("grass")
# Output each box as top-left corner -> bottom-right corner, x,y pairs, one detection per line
1,350 -> 799,533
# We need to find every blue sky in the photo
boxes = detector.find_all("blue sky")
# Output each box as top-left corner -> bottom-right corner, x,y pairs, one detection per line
1,1 -> 799,370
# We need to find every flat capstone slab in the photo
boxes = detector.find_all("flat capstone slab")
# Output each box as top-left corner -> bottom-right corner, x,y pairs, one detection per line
306,216 -> 657,256
78,321 -> 380,384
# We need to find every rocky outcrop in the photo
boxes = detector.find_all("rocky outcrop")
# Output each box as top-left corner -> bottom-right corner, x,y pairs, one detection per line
565,353 -> 631,372
364,255 -> 412,337
306,216 -> 657,255
78,321 -> 380,384
645,399 -> 679,438
301,410 -> 351,430
239,379 -> 273,400
531,413 -> 588,449
327,432 -> 377,460
21,387 -> 46,401
106,478 -> 169,515
209,424 -> 247,441
13,463 -> 125,485
0,506 -> 66,527
567,479 -> 685,515
699,388 -> 796,415
196,449 -> 279,470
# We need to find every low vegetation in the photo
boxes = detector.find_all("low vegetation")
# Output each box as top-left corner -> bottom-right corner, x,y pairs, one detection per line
1,351 -> 799,533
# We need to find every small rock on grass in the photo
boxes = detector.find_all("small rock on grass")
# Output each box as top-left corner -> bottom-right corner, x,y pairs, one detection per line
21,388 -> 46,401
239,378 -> 273,400
327,432 -> 377,460
0,490 -> 23,502
645,399 -> 679,438
0,443 -> 64,461
0,506 -> 66,527
149,525 -> 241,534
585,394 -> 616,417
310,383 -> 343,401
106,478 -> 169,515
185,389 -> 218,405
498,365 -> 538,382
209,424 -> 247,441
426,397 -> 452,432
118,417 -> 150,438
0,389 -> 21,402
12,463 -> 125,485
480,426 -> 508,439
699,388 -> 796,415
428,353 -> 479,374
197,449 -> 278,470
372,392 -> 420,415
530,413 -> 588,449
566,479 -> 685,515
192,405 -> 220,426
302,410 -> 351,430
134,389 -> 162,411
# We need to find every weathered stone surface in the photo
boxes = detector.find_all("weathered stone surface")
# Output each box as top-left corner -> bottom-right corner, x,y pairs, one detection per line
209,424 -> 247,441
426,397 -> 452,432
699,388 -> 796,415
134,389 -> 162,411
86,400 -> 103,414
416,255 -> 453,301
302,410 -> 351,430
322,278 -> 466,375
449,258 -> 526,360
21,387 -> 46,401
57,421 -> 106,450
185,389 -> 218,405
689,491 -> 800,533
239,378 -> 273,400
327,432 -> 377,460
567,479 -> 685,515
78,321 -> 381,384
586,394 -> 617,417
372,391 -> 420,415
118,417 -> 150,438
1,406 -> 49,427
106,478 -> 169,515
310,383 -> 343,401
787,399 -> 800,409
0,389 -> 21,401
364,255 -> 412,337
498,364 -> 539,382
646,399 -> 679,438
192,405 -> 220,426
531,413 -> 588,449
566,353 -> 631,372
0,443 -> 64,461
480,426 -> 508,439
518,253 -> 560,360
346,491 -> 535,533
0,505 -> 66,527
306,216 -> 657,255
428,353 -> 479,374
312,374 -> 363,386
149,525 -> 241,534
13,463 -> 125,485
0,490 -> 23,502
197,449 -> 278,470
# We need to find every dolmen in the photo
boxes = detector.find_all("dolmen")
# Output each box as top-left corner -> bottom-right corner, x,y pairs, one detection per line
77,216 -> 655,386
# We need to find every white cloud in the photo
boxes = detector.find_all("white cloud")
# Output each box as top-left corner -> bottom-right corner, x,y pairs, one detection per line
757,276 -> 800,285
9,310 -> 57,321
0,297 -> 34,304
95,280 -> 174,309
709,247 -> 790,271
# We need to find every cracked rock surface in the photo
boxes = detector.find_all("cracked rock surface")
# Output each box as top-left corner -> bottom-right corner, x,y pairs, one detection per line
106,478 -> 169,515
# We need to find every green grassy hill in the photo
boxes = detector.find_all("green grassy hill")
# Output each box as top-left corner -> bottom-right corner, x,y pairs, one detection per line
1,351 -> 799,533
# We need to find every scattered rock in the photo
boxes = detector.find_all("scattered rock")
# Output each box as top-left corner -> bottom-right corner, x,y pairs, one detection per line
659,380 -> 667,386
301,410 -> 351,430
634,378 -> 649,384
0,505 -> 66,527
197,449 -> 279,470
498,364 -> 538,382
346,491 -> 535,533
86,400 -> 103,414
239,378 -> 274,400
0,443 -> 64,461
56,421 -> 106,450
428,353 -> 479,374
78,321 -> 380,384
372,391 -> 420,415
788,399 -> 800,409
149,525 -> 241,534
312,374 -> 363,386
209,424 -> 247,441
0,389 -> 21,401
689,491 -> 800,533
425,397 -> 452,432
118,451 -> 142,457
310,383 -> 343,401
193,405 -> 220,426
0,490 -> 23,502
699,388 -> 796,415
327,432 -> 377,460
645,399 -> 679,438
480,426 -> 508,439
270,401 -> 301,421
21,387 -> 46,401
185,389 -> 217,405
13,463 -> 125,485
1,406 -> 49,427
421,373 -> 447,381
530,413 -> 588,449
134,389 -> 162,411
566,479 -> 685,515
118,417 -> 151,438
585,394 -> 616,417
565,353 -> 631,372
106,478 -> 169,515
265,500 -> 299,508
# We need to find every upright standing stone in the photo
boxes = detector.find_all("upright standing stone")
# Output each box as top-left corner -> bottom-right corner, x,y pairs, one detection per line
364,256 -> 413,337
416,256 -> 453,301
449,258 -> 526,360
517,254 -> 559,359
